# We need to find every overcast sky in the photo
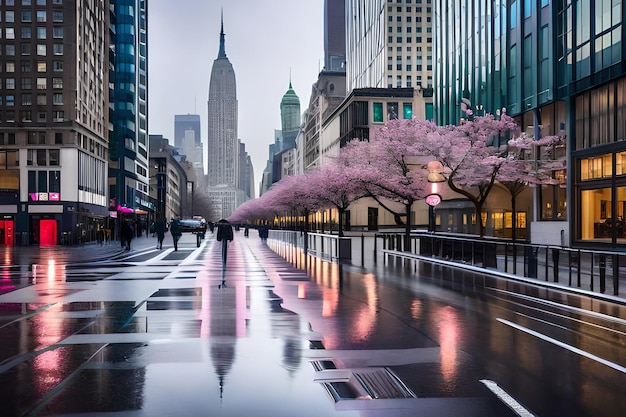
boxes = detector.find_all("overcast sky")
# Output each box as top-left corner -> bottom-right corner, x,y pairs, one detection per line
148,1 -> 325,197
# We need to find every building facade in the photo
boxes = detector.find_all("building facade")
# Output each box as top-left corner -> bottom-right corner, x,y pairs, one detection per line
0,0 -> 109,246
434,0 -> 626,250
345,0 -> 433,92
108,0 -> 150,238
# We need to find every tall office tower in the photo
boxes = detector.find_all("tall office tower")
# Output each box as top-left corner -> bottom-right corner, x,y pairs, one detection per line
324,0 -> 346,72
0,0 -> 109,246
206,13 -> 242,218
280,80 -> 301,150
174,114 -> 201,150
109,0 -> 150,224
345,0 -> 433,93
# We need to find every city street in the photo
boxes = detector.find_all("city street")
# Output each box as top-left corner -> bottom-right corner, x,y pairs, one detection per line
0,231 -> 624,416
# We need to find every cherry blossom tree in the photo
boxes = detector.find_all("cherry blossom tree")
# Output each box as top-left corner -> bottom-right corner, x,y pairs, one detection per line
340,118 -> 434,249
305,160 -> 367,237
500,133 -> 567,240
412,111 -> 519,236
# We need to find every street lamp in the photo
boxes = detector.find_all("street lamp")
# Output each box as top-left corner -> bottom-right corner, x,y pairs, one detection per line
426,160 -> 445,232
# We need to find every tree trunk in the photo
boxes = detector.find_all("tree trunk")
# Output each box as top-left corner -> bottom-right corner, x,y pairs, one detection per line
511,194 -> 517,241
404,202 -> 412,251
337,208 -> 344,237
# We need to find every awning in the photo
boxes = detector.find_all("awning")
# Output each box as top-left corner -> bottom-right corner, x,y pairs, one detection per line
135,209 -> 149,215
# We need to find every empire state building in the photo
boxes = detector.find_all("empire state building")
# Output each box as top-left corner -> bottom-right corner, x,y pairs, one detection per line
206,14 -> 244,218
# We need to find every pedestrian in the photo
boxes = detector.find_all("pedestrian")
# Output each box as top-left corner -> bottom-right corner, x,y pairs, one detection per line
120,220 -> 133,250
216,218 -> 234,269
258,221 -> 269,242
170,218 -> 182,251
154,219 -> 167,249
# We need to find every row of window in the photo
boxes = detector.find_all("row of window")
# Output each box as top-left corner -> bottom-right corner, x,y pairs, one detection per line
3,77 -> 63,88
0,9 -> 63,23
372,102 -> 413,123
1,25 -> 63,40
389,64 -> 431,72
1,42 -> 64,55
388,8 -> 432,16
387,74 -> 432,88
389,25 -> 432,33
0,109 -> 63,121
1,92 -> 63,105
388,0 -> 432,4
389,36 -> 432,44
2,0 -> 63,6
0,130 -> 63,145
4,60 -> 63,72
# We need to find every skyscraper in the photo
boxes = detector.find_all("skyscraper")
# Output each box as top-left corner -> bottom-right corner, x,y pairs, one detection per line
109,0 -> 150,225
174,114 -> 201,150
206,13 -> 243,218
0,0 -> 110,246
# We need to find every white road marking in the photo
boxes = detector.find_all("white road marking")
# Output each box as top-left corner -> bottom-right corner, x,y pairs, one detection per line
479,379 -> 535,417
497,317 -> 626,374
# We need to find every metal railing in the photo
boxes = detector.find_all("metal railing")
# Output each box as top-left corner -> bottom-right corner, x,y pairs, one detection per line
265,229 -> 625,298
268,230 -> 351,262
375,232 -> 624,297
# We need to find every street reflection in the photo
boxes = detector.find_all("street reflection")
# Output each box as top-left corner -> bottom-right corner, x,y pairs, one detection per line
436,306 -> 459,384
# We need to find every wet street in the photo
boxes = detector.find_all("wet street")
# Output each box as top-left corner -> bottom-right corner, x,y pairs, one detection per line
0,232 -> 624,416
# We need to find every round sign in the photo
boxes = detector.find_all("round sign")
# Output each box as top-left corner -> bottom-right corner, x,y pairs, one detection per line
425,194 -> 442,207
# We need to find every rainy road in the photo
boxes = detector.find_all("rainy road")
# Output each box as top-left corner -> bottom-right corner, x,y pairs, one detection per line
0,232 -> 624,417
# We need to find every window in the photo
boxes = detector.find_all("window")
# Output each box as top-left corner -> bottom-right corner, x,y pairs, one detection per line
6,28 -> 15,39
403,103 -> 413,119
52,11 -> 63,22
52,92 -> 62,104
53,61 -> 63,71
37,93 -> 46,105
373,102 -> 384,123
37,27 -> 46,39
37,111 -> 46,122
49,149 -> 59,166
27,132 -> 46,145
6,62 -> 15,72
22,93 -> 32,105
52,77 -> 62,88
6,95 -> 15,106
388,102 -> 399,119
52,110 -> 63,121
21,27 -> 31,38
52,26 -> 63,39
53,43 -> 63,54
21,77 -> 32,89
21,110 -> 32,121
21,61 -> 31,72
37,62 -> 46,72
21,11 -> 32,22
36,77 -> 46,89
6,45 -> 16,56
36,11 -> 46,22
5,11 -> 15,22
37,44 -> 46,55
21,43 -> 31,55
5,78 -> 15,89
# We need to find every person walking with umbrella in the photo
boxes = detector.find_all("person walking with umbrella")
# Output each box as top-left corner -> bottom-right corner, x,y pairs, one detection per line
216,219 -> 233,269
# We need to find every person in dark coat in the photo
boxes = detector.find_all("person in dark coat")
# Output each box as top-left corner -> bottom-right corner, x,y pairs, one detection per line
170,218 -> 182,251
120,220 -> 133,250
216,219 -> 234,268
154,219 -> 167,249
258,221 -> 269,242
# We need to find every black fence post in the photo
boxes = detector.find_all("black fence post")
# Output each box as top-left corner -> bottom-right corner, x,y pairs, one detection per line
599,254 -> 606,293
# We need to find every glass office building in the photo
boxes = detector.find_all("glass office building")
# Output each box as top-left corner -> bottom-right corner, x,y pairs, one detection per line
434,0 -> 625,249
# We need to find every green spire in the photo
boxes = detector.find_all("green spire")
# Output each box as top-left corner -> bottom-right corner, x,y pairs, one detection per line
218,9 -> 226,58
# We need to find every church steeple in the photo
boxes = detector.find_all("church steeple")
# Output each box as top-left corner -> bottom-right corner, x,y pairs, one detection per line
218,9 -> 227,58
